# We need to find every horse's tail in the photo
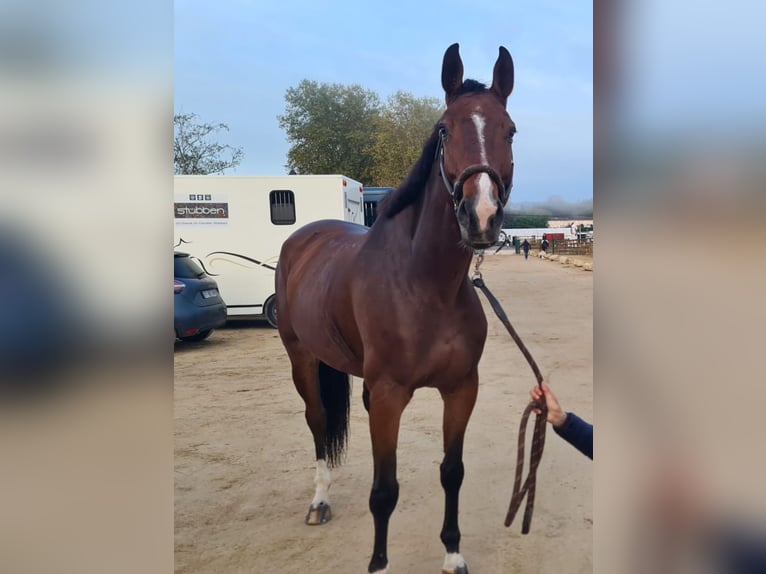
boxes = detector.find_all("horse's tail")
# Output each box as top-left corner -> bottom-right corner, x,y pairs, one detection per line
318,362 -> 351,468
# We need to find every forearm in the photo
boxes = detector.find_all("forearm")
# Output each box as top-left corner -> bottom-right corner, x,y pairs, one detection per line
553,412 -> 593,459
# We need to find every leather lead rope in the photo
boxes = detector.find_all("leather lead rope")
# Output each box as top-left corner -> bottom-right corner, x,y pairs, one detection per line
471,268 -> 548,535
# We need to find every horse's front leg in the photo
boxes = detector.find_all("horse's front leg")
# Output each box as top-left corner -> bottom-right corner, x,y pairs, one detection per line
367,381 -> 411,573
439,377 -> 478,574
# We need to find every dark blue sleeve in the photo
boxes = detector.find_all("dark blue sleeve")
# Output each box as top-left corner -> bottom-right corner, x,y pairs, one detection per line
553,412 -> 593,459
707,522 -> 766,573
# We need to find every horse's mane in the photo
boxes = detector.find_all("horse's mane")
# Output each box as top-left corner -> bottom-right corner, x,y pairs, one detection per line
377,128 -> 440,219
377,80 -> 489,219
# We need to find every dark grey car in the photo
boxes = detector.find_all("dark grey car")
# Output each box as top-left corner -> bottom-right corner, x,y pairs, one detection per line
174,252 -> 227,342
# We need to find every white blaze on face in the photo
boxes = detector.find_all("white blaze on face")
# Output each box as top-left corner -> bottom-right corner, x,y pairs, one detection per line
311,459 -> 332,506
471,112 -> 497,230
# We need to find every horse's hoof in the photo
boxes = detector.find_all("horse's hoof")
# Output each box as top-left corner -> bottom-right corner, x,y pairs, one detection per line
442,565 -> 468,574
305,501 -> 332,525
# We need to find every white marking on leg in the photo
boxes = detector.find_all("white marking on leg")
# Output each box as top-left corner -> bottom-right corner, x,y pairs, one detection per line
369,567 -> 389,574
442,552 -> 466,572
471,113 -> 498,230
311,459 -> 332,506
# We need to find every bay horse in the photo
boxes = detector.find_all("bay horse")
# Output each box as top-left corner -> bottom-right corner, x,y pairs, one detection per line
276,43 -> 516,574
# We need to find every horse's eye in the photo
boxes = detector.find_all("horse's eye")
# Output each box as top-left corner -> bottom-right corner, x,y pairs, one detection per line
507,129 -> 516,144
438,125 -> 449,139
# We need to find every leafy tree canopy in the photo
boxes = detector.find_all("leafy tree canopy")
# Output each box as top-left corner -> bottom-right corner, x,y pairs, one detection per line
174,113 -> 243,175
370,91 -> 443,186
502,213 -> 550,228
278,81 -> 381,183
278,82 -> 443,186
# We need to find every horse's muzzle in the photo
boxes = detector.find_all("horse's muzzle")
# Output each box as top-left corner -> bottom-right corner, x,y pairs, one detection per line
456,198 -> 504,248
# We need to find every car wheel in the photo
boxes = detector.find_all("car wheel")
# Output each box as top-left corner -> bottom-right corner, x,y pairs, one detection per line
264,295 -> 278,328
179,329 -> 212,342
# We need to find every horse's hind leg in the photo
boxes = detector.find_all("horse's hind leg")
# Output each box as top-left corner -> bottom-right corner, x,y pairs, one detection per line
283,335 -> 352,525
439,377 -> 479,574
284,342 -> 333,525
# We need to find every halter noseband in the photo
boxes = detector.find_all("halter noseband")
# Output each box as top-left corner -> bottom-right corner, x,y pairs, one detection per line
437,130 -> 512,212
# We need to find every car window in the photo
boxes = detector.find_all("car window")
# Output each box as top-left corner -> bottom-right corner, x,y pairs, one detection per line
174,256 -> 205,279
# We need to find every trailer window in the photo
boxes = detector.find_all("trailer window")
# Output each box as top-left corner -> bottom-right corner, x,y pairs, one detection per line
269,190 -> 296,225
364,200 -> 378,227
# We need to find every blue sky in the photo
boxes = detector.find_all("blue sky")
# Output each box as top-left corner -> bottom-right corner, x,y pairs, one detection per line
175,0 -> 593,204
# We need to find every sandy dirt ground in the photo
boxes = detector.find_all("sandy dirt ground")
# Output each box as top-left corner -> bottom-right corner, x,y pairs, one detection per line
175,252 -> 593,573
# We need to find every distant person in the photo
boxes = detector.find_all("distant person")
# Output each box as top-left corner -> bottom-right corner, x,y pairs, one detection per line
539,238 -> 550,259
521,239 -> 531,260
530,381 -> 592,459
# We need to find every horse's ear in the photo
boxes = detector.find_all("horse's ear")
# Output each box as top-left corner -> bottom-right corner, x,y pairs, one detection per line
491,46 -> 514,104
441,43 -> 464,104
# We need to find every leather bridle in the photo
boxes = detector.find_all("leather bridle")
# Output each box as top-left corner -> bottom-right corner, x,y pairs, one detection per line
436,128 -> 512,212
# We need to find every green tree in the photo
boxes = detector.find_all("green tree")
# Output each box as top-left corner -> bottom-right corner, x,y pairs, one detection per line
278,80 -> 381,182
370,92 -> 443,186
502,213 -> 549,228
174,113 -> 243,175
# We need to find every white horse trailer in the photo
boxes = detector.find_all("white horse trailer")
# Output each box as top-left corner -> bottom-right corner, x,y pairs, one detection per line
174,175 -> 364,326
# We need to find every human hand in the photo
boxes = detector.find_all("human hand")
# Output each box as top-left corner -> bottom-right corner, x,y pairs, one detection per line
530,380 -> 567,428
